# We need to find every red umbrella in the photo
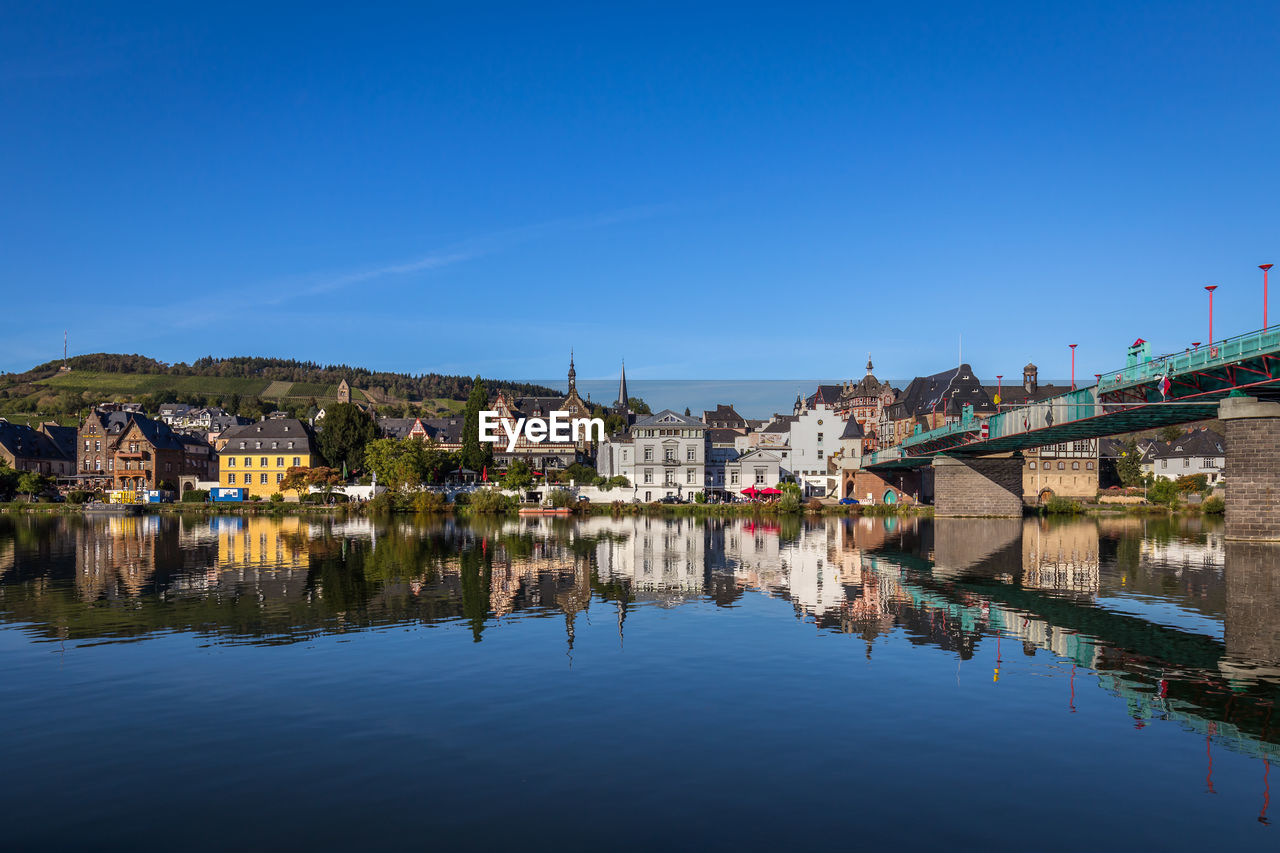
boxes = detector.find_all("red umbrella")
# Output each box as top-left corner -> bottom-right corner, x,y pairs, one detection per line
760,487 -> 783,496
741,486 -> 759,497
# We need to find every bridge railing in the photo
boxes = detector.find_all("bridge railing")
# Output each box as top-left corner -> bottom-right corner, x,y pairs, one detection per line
1098,325 -> 1280,392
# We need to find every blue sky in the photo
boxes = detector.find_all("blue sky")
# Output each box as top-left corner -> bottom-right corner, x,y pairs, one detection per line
3,1 -> 1278,385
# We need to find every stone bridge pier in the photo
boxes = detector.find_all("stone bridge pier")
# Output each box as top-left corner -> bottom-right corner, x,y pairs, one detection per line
932,454 -> 1025,518
1220,396 -> 1280,542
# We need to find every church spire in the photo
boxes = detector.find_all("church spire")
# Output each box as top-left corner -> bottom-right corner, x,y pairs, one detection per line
866,353 -> 874,375
567,349 -> 576,393
616,359 -> 629,412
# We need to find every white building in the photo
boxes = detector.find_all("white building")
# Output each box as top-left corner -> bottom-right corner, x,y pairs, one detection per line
1142,429 -> 1225,485
610,410 -> 707,502
788,402 -> 838,497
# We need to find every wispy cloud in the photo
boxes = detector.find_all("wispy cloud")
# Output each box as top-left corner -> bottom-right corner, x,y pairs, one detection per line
294,201 -> 675,298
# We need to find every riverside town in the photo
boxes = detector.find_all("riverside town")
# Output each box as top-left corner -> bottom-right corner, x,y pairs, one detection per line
6,3 -> 1280,850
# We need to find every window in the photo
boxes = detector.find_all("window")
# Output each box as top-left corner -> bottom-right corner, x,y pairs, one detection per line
644,447 -> 653,462
271,441 -> 278,449
730,471 -> 740,485
276,473 -> 284,483
255,441 -> 262,449
1183,458 -> 1190,468
94,440 -> 101,452
687,469 -> 695,484
83,440 -> 90,451
1072,461 -> 1079,470
665,449 -> 676,462
260,473 -> 268,484
1086,461 -> 1094,470
817,433 -> 823,443
1161,459 -> 1168,469
817,449 -> 824,459
687,447 -> 695,461
292,457 -> 300,467
228,457 -> 235,467
287,441 -> 294,449
260,457 -> 268,467
665,471 -> 676,486
228,473 -> 236,484
755,468 -> 766,485
1057,462 -> 1065,470
1029,461 -> 1037,470
644,468 -> 654,484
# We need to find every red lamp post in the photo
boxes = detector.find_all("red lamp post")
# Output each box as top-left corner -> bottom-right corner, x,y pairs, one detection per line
1262,264 -> 1274,329
996,375 -> 1002,408
1205,285 -> 1218,346
1069,344 -> 1077,390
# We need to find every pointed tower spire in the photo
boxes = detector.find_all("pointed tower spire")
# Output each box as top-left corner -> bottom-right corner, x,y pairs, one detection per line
866,353 -> 874,375
567,349 -> 577,393
616,359 -> 629,412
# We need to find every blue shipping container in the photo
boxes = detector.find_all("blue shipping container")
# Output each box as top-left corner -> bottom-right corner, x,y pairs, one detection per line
210,487 -> 247,502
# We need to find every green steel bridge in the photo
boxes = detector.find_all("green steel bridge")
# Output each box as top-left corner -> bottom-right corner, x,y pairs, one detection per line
863,325 -> 1280,470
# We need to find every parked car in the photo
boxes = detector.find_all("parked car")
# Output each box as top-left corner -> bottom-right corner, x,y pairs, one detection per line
658,495 -> 685,504
838,498 -> 860,505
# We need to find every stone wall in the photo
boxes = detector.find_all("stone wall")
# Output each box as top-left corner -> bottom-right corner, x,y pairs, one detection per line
1220,396 -> 1280,542
933,455 -> 1025,518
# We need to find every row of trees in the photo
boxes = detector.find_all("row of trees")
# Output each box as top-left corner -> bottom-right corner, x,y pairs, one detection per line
8,354 -> 562,407
0,463 -> 51,502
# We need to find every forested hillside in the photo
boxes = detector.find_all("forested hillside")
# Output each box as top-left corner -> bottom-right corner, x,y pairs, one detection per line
0,353 -> 560,420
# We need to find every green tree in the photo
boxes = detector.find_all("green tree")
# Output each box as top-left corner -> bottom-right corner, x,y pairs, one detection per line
555,462 -> 597,484
1116,439 -> 1144,487
461,378 -> 494,473
503,459 -> 534,491
1148,477 -> 1179,507
1158,425 -> 1183,443
16,471 -> 48,502
317,403 -> 379,471
365,437 -> 433,493
628,397 -> 651,416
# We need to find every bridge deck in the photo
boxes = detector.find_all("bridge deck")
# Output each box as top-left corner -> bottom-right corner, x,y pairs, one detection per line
864,325 -> 1280,469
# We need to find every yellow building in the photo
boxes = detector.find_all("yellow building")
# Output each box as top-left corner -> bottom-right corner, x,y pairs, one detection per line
216,419 -> 321,499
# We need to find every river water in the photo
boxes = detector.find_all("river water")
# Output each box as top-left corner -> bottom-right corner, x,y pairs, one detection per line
1,512 -> 1276,849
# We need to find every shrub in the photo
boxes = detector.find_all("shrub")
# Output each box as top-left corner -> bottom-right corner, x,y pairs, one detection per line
269,492 -> 284,503
548,489 -> 574,508
806,498 -> 824,512
1174,474 -> 1209,494
413,491 -> 447,513
1148,478 -> 1180,507
694,492 -> 707,504
66,490 -> 92,505
469,489 -> 515,514
778,492 -> 802,513
181,488 -> 209,503
452,491 -> 471,506
1202,495 -> 1225,515
1045,496 -> 1081,514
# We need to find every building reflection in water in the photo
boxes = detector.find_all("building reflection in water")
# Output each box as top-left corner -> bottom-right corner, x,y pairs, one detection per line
2,510 -> 1279,784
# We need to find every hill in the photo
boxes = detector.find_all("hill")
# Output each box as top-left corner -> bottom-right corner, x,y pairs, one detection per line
0,353 -> 560,421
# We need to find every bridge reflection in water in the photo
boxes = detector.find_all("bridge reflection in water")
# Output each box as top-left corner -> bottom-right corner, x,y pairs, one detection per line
1,511 -> 1277,818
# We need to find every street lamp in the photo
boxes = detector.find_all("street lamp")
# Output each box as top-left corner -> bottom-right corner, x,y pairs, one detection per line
1069,344 -> 1077,390
995,375 -> 1003,408
1205,285 -> 1218,346
1262,264 -> 1274,329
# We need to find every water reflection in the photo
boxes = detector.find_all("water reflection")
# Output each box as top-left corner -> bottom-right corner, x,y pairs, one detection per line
2,511 -> 1279,791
